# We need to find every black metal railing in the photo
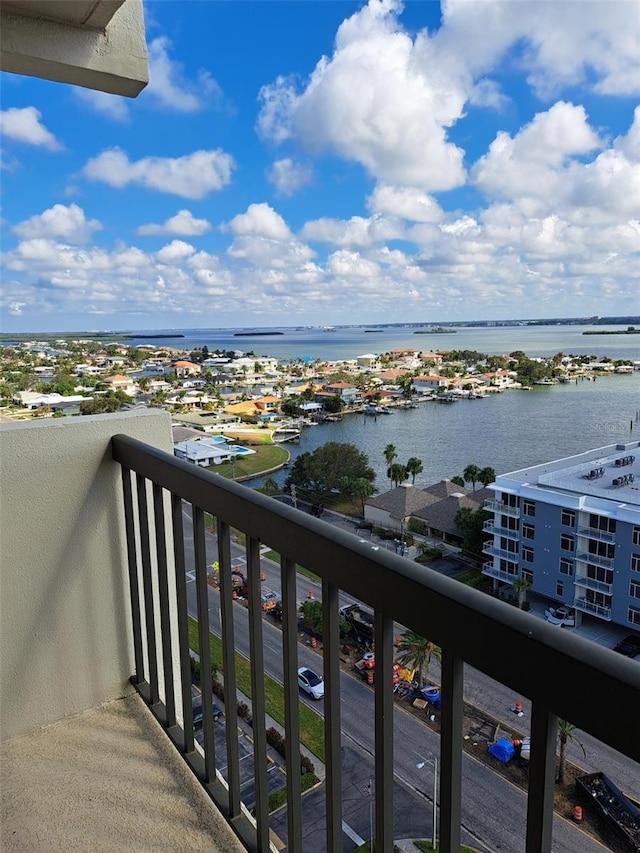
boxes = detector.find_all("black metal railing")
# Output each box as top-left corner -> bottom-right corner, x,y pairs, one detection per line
112,434 -> 640,853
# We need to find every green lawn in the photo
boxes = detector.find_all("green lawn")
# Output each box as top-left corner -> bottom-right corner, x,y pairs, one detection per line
187,616 -> 325,761
208,443 -> 289,480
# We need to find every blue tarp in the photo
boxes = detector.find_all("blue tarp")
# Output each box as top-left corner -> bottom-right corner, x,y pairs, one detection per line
488,738 -> 515,763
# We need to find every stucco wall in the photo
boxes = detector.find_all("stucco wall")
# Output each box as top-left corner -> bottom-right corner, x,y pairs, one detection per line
0,410 -> 172,739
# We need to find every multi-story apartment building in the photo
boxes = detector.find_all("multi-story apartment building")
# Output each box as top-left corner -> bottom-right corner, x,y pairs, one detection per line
483,441 -> 640,629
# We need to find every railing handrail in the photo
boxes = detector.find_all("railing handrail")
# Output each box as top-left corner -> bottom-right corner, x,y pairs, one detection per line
112,434 -> 640,761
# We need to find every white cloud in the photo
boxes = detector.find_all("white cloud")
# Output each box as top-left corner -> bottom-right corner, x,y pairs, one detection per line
0,107 -> 62,150
74,89 -> 130,121
257,0 -> 467,191
137,210 -> 212,236
13,204 -> 102,243
156,240 -> 196,264
266,158 -> 313,196
82,148 -> 235,199
472,102 -> 601,202
367,185 -> 442,223
301,214 -> 402,248
144,37 -> 224,112
325,249 -> 380,279
225,203 -> 292,240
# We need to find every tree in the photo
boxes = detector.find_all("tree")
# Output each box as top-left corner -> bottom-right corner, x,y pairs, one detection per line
557,720 -> 585,784
512,576 -> 531,609
406,457 -> 423,485
285,442 -> 374,502
463,463 -> 480,491
478,467 -> 496,487
388,462 -> 408,487
299,600 -> 323,635
451,476 -> 465,487
262,476 -> 280,496
455,506 -> 491,562
339,476 -> 375,515
384,444 -> 397,486
395,631 -> 441,686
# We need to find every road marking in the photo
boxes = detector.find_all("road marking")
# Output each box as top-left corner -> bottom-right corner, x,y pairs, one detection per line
342,821 -> 365,846
185,570 -> 196,582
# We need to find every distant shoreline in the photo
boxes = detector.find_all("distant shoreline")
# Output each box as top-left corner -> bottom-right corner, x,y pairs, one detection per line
582,330 -> 639,336
234,332 -> 284,337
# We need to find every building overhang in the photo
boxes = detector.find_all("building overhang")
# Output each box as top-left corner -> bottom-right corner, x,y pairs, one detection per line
1,0 -> 148,97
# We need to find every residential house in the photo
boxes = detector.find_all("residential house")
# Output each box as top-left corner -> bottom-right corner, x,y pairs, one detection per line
173,361 -> 202,378
102,374 -> 139,396
174,436 -> 255,467
356,353 -> 378,368
321,380 -> 360,406
411,374 -> 450,393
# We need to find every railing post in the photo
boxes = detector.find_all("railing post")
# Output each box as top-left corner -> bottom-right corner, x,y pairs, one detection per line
526,705 -> 556,853
439,650 -> 463,853
323,579 -> 342,852
282,556 -> 302,851
137,473 -> 159,704
120,466 -> 144,685
374,612 -> 394,852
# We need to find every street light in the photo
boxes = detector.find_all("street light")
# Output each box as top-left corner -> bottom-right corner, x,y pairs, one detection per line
415,751 -> 438,850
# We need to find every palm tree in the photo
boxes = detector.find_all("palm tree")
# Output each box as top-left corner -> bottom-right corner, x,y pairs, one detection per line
406,457 -> 423,485
512,576 -> 531,609
395,631 -> 441,686
463,463 -> 480,491
557,719 -> 586,784
384,444 -> 397,486
388,462 -> 408,487
478,466 -> 496,487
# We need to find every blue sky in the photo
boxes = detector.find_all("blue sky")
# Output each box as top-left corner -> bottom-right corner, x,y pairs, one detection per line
1,0 -> 639,333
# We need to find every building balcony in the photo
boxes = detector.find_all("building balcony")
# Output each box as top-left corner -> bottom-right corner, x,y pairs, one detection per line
481,562 -> 518,584
482,520 -> 519,540
574,598 -> 613,621
577,526 -> 616,544
482,543 -> 519,562
2,413 -> 639,853
576,552 -> 615,570
484,499 -> 520,518
574,575 -> 614,596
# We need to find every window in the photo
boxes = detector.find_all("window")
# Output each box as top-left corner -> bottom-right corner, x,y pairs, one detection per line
588,540 -> 614,559
522,523 -> 535,540
586,565 -> 613,586
521,546 -> 534,563
634,527 -> 640,546
502,492 -> 519,508
590,514 -> 616,534
521,568 -> 533,584
629,606 -> 640,626
556,581 -> 564,597
559,558 -> 573,576
632,554 -> 640,573
500,537 -> 518,554
523,500 -> 536,517
631,580 -> 640,600
499,559 -> 518,576
560,534 -> 575,552
561,509 -> 576,527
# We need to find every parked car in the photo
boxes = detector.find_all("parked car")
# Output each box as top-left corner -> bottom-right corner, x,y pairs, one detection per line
613,633 -> 640,658
544,605 -> 576,627
297,666 -> 324,699
193,702 -> 224,726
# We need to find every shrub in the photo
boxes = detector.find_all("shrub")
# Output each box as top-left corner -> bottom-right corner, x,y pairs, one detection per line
407,518 -> 427,535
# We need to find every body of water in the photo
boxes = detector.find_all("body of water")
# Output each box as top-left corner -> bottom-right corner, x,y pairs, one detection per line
253,374 -> 640,491
118,324 -> 640,363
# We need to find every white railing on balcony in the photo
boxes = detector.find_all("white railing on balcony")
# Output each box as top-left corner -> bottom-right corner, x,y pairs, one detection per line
576,552 -> 614,570
574,599 -> 612,620
482,520 -> 519,540
577,526 -> 616,544
574,575 -> 614,595
481,563 -> 517,584
111,434 -> 639,853
482,543 -> 519,562
484,499 -> 520,518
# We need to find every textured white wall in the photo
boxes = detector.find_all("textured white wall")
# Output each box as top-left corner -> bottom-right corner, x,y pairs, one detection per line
0,410 -> 172,739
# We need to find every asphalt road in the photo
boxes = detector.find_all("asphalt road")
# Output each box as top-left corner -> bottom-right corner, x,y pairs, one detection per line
179,505 -> 624,853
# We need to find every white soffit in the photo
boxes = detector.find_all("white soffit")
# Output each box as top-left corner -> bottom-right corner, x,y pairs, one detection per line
1,0 -> 149,97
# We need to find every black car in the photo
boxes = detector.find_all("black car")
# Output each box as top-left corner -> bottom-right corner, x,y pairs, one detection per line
192,702 -> 224,725
612,634 -> 640,658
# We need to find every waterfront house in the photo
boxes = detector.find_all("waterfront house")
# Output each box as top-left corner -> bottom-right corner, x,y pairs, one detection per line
102,374 -> 139,396
365,483 -> 434,532
173,360 -> 202,378
411,374 -> 450,393
413,488 -> 493,545
322,380 -> 360,406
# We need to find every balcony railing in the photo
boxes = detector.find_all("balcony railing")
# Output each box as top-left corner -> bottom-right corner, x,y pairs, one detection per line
577,526 -> 616,544
482,543 -> 519,561
481,562 -> 518,584
484,499 -> 520,518
482,520 -> 519,540
112,434 -> 640,853
574,575 -> 614,595
576,551 -> 615,570
574,599 -> 613,620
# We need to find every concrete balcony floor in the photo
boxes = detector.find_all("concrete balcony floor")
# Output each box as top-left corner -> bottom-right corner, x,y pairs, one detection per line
1,692 -> 246,852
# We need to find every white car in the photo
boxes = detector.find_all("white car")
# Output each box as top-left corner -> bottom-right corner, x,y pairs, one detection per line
297,667 -> 324,700
544,606 -> 576,627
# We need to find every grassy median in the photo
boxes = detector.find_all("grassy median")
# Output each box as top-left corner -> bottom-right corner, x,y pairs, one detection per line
187,616 -> 325,762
